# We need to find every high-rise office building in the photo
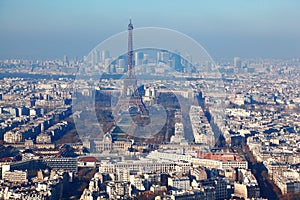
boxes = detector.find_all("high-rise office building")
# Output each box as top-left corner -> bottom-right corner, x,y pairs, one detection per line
134,52 -> 144,66
234,57 -> 242,68
91,50 -> 100,65
63,55 -> 69,66
101,50 -> 110,62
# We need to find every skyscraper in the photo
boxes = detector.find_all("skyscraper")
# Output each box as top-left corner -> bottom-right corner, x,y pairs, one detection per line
101,50 -> 109,63
63,55 -> 69,66
234,57 -> 242,68
135,52 -> 144,66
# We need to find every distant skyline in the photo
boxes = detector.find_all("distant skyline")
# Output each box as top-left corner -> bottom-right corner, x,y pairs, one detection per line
0,0 -> 300,60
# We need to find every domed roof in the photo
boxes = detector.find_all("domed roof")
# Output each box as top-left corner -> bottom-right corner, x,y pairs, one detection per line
103,132 -> 112,142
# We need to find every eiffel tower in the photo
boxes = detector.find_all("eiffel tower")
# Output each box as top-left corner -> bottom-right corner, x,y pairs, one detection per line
112,20 -> 149,136
122,20 -> 140,103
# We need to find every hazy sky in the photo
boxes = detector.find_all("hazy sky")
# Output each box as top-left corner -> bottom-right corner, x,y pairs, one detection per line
0,0 -> 299,60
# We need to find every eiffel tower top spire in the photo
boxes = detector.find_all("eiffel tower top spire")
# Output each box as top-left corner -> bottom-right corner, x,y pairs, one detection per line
128,19 -> 133,30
